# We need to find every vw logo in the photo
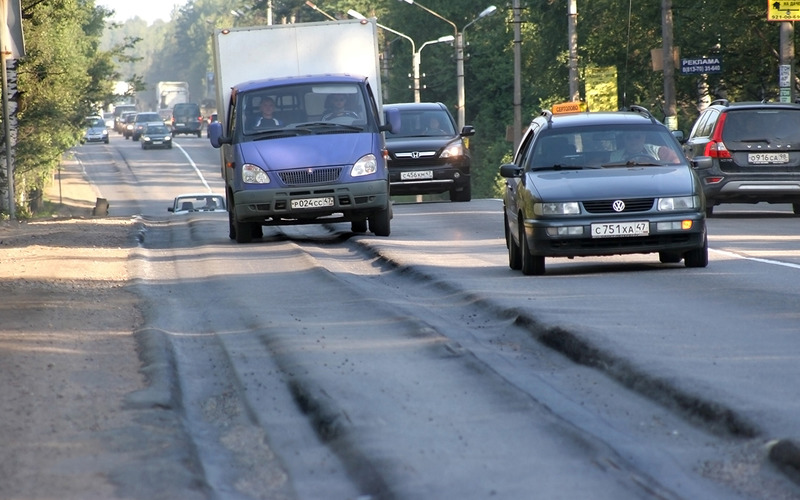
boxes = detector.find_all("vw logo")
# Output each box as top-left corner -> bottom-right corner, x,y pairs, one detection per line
411,151 -> 420,159
612,200 -> 626,212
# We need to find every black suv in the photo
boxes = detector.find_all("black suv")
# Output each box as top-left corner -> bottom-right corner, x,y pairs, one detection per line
682,99 -> 800,215
384,102 -> 475,202
171,102 -> 203,137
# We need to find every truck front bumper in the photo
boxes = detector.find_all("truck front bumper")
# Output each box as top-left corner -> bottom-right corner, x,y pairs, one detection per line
232,179 -> 389,223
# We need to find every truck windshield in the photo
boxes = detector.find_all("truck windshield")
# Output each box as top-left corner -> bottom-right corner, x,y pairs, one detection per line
238,83 -> 376,139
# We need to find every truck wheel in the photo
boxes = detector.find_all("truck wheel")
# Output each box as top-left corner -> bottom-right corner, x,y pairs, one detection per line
368,204 -> 391,237
234,219 -> 253,243
228,211 -> 236,240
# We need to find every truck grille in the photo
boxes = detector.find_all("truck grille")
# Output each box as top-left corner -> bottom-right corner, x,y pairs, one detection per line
279,167 -> 342,186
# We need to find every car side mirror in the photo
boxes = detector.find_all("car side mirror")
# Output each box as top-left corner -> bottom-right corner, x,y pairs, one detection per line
499,163 -> 523,178
460,125 -> 476,137
672,130 -> 685,143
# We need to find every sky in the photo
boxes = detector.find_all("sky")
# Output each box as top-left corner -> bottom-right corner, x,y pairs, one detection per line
97,0 -> 189,25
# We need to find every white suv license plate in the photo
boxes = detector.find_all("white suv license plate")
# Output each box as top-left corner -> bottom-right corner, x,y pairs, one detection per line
291,197 -> 334,209
748,152 -> 789,164
401,170 -> 433,180
591,221 -> 649,238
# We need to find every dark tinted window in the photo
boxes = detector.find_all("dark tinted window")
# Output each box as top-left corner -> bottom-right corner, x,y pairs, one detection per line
173,104 -> 200,118
722,109 -> 800,143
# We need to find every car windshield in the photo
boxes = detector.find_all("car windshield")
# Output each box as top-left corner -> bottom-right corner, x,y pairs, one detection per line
85,117 -> 105,128
237,83 -> 375,141
721,109 -> 800,143
528,126 -> 685,169
387,109 -> 456,138
146,125 -> 169,134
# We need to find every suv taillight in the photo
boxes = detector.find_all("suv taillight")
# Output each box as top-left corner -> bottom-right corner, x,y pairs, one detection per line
705,111 -> 731,158
703,141 -> 731,159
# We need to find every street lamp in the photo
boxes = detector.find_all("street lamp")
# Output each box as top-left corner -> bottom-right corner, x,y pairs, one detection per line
348,10 -> 418,102
398,0 -> 496,129
305,1 -> 336,21
415,35 -> 455,103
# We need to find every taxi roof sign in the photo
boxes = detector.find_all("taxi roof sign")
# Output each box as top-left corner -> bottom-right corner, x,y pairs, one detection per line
552,101 -> 586,114
768,0 -> 800,21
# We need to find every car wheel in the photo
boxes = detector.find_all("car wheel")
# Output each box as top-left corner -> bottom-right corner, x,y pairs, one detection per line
684,234 -> 709,268
196,131 -> 201,138
449,183 -> 471,202
519,219 -> 545,275
104,139 -> 109,144
658,251 -> 682,264
368,203 -> 391,236
793,203 -> 800,215
141,143 -> 146,150
705,204 -> 714,217
351,219 -> 368,233
505,212 -> 521,270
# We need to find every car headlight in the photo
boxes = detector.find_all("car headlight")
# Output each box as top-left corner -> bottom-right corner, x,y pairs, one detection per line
534,202 -> 581,216
440,142 -> 464,158
102,129 -> 108,136
351,154 -> 378,177
657,195 -> 698,211
142,135 -> 150,141
242,163 -> 270,184
164,135 -> 171,141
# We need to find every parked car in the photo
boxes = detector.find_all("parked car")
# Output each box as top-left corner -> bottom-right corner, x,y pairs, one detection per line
140,123 -> 173,150
500,104 -> 708,275
81,115 -> 109,144
171,102 -> 203,137
121,112 -> 137,139
168,193 -> 226,214
384,102 -> 475,202
681,99 -> 800,215
131,112 -> 163,141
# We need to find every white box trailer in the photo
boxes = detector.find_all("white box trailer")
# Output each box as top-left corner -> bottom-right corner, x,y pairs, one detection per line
212,19 -> 383,127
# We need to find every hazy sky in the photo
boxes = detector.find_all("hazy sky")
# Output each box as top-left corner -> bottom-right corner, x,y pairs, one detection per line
97,0 -> 189,25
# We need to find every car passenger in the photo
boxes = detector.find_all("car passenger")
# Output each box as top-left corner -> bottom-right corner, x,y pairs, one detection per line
322,94 -> 358,120
610,132 -> 680,163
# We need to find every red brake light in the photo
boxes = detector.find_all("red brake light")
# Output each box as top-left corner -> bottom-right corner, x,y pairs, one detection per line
704,112 -> 731,158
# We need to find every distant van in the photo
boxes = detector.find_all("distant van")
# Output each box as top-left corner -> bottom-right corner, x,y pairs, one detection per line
171,102 -> 203,137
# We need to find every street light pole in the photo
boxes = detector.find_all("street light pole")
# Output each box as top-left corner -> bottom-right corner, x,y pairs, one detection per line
347,10 -> 418,101
417,35 -> 456,103
398,1 -> 495,129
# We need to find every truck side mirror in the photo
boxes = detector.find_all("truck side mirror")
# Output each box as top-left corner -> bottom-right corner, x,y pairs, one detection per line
208,122 -> 227,148
381,107 -> 401,133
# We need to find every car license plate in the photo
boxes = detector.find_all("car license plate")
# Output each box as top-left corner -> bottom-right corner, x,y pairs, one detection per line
748,152 -> 789,164
153,141 -> 163,145
175,122 -> 185,127
401,170 -> 433,180
291,197 -> 334,209
591,221 -> 649,238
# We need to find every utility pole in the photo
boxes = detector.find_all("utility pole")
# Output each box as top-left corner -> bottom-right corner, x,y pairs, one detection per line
512,0 -> 522,149
661,0 -> 677,130
567,0 -> 579,101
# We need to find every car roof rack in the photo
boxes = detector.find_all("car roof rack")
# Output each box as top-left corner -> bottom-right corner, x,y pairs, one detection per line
628,105 -> 658,124
539,109 -> 554,128
709,98 -> 730,107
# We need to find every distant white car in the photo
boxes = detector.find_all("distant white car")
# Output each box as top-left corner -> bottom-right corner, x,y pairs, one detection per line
168,193 -> 226,214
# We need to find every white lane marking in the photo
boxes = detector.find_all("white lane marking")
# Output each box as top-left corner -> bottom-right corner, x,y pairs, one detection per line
175,142 -> 212,192
711,248 -> 800,269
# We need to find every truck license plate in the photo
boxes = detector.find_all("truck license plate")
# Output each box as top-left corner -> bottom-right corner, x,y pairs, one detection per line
401,170 -> 433,180
591,221 -> 649,238
291,197 -> 334,209
748,153 -> 789,164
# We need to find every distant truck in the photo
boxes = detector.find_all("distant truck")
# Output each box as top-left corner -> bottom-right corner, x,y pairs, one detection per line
156,81 -> 189,118
207,19 -> 399,243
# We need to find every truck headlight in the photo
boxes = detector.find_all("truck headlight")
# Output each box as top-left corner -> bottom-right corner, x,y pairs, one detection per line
242,163 -> 270,184
351,154 -> 378,177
